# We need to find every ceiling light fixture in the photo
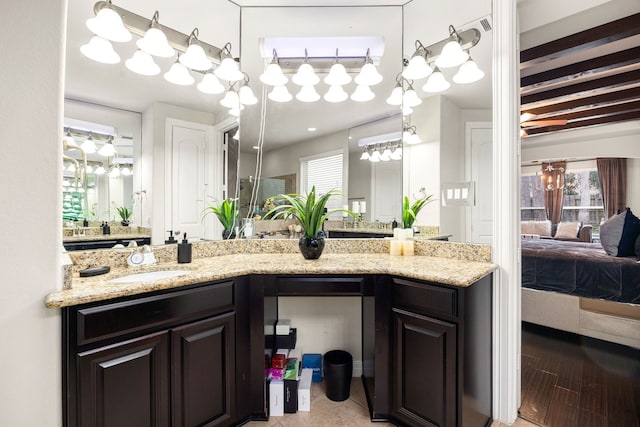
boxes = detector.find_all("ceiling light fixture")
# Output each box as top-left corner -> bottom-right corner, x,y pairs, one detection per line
86,0 -> 132,43
136,11 -> 174,58
179,28 -> 212,71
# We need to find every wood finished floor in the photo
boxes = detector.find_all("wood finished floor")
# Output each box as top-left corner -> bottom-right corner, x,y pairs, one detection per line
520,322 -> 640,427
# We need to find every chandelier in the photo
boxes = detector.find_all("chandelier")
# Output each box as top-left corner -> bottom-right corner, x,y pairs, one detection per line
541,162 -> 565,191
358,131 -> 403,162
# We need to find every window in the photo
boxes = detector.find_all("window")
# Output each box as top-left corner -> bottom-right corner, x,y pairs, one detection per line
521,160 -> 605,232
300,150 -> 344,217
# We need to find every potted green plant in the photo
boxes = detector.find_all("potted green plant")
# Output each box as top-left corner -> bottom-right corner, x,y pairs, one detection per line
402,194 -> 434,230
116,206 -> 132,226
266,186 -> 356,259
204,198 -> 239,239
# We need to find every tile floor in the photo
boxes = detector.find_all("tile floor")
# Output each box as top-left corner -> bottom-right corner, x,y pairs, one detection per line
244,379 -> 534,427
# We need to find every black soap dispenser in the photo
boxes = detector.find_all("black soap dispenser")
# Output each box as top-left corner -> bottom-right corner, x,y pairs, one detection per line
177,233 -> 192,264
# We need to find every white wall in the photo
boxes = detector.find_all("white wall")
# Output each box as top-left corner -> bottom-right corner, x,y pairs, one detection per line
440,97 -> 465,241
0,1 -> 65,425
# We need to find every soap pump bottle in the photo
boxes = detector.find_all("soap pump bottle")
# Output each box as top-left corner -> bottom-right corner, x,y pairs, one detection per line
177,233 -> 192,264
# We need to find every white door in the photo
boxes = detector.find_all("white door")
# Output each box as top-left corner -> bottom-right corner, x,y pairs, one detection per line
372,161 -> 402,223
468,124 -> 493,244
169,123 -> 208,240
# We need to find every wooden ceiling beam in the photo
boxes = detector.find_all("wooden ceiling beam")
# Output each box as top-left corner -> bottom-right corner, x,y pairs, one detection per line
522,86 -> 640,115
520,13 -> 640,67
522,100 -> 640,126
521,46 -> 640,89
523,110 -> 640,136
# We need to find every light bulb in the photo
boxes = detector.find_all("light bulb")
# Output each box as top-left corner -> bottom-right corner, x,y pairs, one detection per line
125,50 -> 160,76
324,85 -> 348,103
164,60 -> 194,86
355,63 -> 383,86
80,36 -> 120,64
422,67 -> 451,93
137,27 -> 174,58
86,6 -> 131,42
197,72 -> 225,94
292,63 -> 320,86
402,105 -> 414,116
453,57 -> 484,84
350,84 -> 375,102
324,62 -> 352,86
268,85 -> 293,103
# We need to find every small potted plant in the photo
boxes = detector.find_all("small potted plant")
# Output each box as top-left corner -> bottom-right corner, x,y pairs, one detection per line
402,194 -> 434,230
204,198 -> 239,239
266,186 -> 356,259
116,206 -> 132,226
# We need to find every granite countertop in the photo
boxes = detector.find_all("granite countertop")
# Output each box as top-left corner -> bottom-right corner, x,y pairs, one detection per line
46,242 -> 495,308
63,233 -> 151,242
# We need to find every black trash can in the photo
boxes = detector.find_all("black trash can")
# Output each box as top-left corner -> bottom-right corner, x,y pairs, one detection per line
323,350 -> 353,402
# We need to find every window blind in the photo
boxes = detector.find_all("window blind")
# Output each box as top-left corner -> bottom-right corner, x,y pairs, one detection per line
301,152 -> 343,214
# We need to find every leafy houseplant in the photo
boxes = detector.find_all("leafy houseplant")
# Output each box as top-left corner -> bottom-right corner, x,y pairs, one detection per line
266,186 -> 356,259
116,206 -> 132,226
402,194 -> 434,229
205,198 -> 239,239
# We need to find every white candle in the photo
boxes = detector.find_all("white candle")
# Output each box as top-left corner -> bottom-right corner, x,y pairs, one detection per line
390,240 -> 402,256
360,201 -> 366,213
342,205 -> 348,217
352,201 -> 360,214
402,240 -> 414,256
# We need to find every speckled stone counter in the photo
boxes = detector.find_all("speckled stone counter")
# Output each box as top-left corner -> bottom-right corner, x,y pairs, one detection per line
63,232 -> 151,242
46,239 -> 494,308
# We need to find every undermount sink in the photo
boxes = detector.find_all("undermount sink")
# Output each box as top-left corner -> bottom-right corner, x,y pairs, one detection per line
109,270 -> 190,284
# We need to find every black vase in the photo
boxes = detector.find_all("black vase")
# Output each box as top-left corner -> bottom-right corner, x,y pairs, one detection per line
121,220 -> 130,226
298,235 -> 325,259
222,229 -> 236,240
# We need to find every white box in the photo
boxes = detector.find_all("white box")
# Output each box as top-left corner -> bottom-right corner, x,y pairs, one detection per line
276,319 -> 291,335
276,349 -> 290,357
269,380 -> 284,416
297,369 -> 313,412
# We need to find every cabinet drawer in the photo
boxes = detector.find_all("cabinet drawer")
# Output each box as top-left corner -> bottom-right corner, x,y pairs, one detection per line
276,276 -> 365,296
393,278 -> 458,318
75,281 -> 234,346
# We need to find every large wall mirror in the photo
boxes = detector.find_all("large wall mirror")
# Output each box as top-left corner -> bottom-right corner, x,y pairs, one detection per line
63,0 -> 492,245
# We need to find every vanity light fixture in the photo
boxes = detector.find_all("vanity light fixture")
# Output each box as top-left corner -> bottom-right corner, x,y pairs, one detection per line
390,146 -> 403,160
179,28 -> 212,71
403,81 -> 422,107
80,36 -> 121,64
94,164 -> 106,175
369,150 -> 381,162
380,147 -> 392,162
197,71 -> 225,94
403,125 -> 422,145
260,50 -> 288,86
228,105 -> 244,117
66,162 -> 77,173
238,75 -> 259,105
80,134 -> 97,154
215,43 -> 244,82
232,128 -> 239,141
385,80 -> 404,106
452,52 -> 484,84
402,105 -> 414,116
268,85 -> 293,103
296,85 -> 321,103
98,137 -> 117,157
422,66 -> 451,93
435,26 -> 469,68
292,49 -> 320,86
86,0 -> 131,43
324,50 -> 352,86
360,149 -> 370,161
402,41 -> 433,80
108,165 -> 121,178
324,84 -> 349,103
220,87 -> 241,109
85,164 -> 94,174
120,164 -> 132,176
164,57 -> 194,86
350,84 -> 375,102
354,49 -> 383,86
136,11 -> 174,58
125,50 -> 160,76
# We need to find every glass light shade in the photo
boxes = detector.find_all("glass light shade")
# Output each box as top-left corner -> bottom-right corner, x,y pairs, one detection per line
66,163 -> 77,172
268,85 -> 293,103
296,85 -> 320,103
220,90 -> 240,108
386,85 -> 403,106
125,50 -> 160,76
108,166 -> 120,178
453,58 -> 485,84
324,85 -> 348,103
292,63 -> 320,86
80,36 -> 120,64
435,40 -> 469,68
369,151 -> 381,162
403,88 -> 422,107
402,55 -> 433,80
62,179 -> 70,187
98,141 -> 116,157
422,68 -> 451,93
136,27 -> 174,58
390,147 -> 402,160
164,61 -> 194,86
197,72 -> 225,94
232,128 -> 239,141
350,85 -> 375,102
86,7 -> 132,42
402,105 -> 414,116
355,63 -> 383,86
80,137 -> 97,154
380,149 -> 392,162
260,62 -> 288,86
120,165 -> 131,176
85,164 -> 94,173
408,133 -> 422,145
360,151 -> 370,160
402,130 -> 411,143
239,85 -> 258,105
214,57 -> 244,82
179,43 -> 212,71
324,63 -> 352,86
94,165 -> 106,175
228,106 -> 244,117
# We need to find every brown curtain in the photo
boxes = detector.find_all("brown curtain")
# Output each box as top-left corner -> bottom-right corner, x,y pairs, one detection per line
542,161 -> 566,225
597,158 -> 627,218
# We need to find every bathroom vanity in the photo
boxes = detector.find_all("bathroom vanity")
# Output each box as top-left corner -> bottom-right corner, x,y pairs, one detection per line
50,241 -> 494,427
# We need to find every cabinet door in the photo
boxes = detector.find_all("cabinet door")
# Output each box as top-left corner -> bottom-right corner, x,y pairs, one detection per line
171,312 -> 236,427
77,332 -> 170,427
392,309 -> 457,427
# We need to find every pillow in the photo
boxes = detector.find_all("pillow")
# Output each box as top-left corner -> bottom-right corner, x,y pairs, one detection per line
600,208 -> 640,256
521,220 -> 552,237
554,222 -> 581,240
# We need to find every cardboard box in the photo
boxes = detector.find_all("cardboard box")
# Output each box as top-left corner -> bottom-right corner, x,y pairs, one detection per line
302,353 -> 322,382
269,379 -> 284,416
283,359 -> 299,413
276,319 -> 291,335
298,368 -> 313,412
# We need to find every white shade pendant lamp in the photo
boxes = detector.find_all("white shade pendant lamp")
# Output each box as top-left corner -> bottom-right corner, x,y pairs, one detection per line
435,26 -> 469,68
324,85 -> 348,103
94,164 -> 106,175
402,105 -> 414,116
99,138 -> 117,157
296,85 -> 320,103
380,148 -> 392,162
260,50 -> 288,86
360,149 -> 370,161
228,105 -> 245,117
403,83 -> 422,107
369,151 -> 381,162
292,50 -> 320,86
86,1 -> 132,43
179,28 -> 212,71
220,89 -> 241,109
215,43 -> 244,82
422,67 -> 451,93
81,135 -> 97,154
403,42 -> 433,80
120,164 -> 131,176
136,12 -> 174,58
239,82 -> 259,105
164,58 -> 194,86
108,165 -> 121,178
390,147 -> 402,160
386,81 -> 403,106
197,72 -> 225,94
351,85 -> 375,102
125,50 -> 160,76
453,54 -> 484,84
268,85 -> 293,103
355,49 -> 383,86
324,50 -> 352,86
80,36 -> 120,64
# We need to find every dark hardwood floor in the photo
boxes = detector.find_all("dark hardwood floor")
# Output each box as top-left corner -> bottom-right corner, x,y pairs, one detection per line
520,322 -> 640,427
